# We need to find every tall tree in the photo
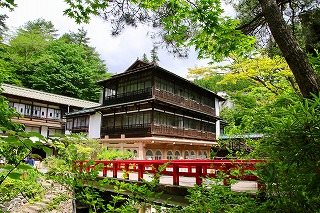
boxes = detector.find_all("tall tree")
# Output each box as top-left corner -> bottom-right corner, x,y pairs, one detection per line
4,19 -> 110,102
64,0 -> 320,98
150,45 -> 159,64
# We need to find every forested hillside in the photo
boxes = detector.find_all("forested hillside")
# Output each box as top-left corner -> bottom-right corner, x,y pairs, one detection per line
0,19 -> 111,102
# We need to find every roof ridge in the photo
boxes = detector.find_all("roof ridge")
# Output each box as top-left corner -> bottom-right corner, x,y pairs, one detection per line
2,84 -> 98,104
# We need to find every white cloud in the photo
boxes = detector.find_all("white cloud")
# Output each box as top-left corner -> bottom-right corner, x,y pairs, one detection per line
3,0 -> 234,77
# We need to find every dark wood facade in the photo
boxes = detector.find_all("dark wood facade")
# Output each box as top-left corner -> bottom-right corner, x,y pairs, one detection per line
99,61 -> 222,142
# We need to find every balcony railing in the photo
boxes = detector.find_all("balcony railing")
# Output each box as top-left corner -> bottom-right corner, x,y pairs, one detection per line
154,89 -> 215,116
104,88 -> 152,105
101,123 -> 151,137
151,124 -> 216,141
21,114 -> 63,122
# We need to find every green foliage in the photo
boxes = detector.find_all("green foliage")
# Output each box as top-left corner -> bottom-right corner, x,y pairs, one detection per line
2,18 -> 110,102
45,193 -> 70,211
0,168 -> 44,204
255,95 -> 320,212
97,148 -> 133,160
172,181 -> 259,213
64,0 -> 255,61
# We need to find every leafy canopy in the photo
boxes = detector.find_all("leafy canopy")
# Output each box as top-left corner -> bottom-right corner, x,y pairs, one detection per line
2,19 -> 110,101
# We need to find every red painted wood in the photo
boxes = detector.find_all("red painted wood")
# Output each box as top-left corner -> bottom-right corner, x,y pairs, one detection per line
75,159 -> 265,186
113,162 -> 118,178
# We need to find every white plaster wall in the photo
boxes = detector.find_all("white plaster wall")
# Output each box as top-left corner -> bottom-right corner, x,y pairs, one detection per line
40,107 -> 47,118
88,112 -> 101,139
40,126 -> 48,137
47,108 -> 54,119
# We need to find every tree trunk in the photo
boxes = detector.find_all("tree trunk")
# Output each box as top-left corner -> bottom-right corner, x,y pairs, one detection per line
259,0 -> 320,98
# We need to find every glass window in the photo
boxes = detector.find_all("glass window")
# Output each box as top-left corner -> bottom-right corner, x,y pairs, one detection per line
174,151 -> 181,159
167,151 -> 173,160
25,105 -> 32,116
54,109 -> 61,119
190,151 -> 195,159
155,150 -> 162,160
66,119 -> 73,130
184,151 -> 189,159
146,150 -> 153,160
32,106 -> 41,117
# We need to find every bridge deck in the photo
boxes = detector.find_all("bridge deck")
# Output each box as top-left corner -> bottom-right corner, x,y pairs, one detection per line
100,171 -> 258,193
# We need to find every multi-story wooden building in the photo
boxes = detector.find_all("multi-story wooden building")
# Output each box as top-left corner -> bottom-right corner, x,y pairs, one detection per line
66,60 -> 225,159
1,84 -> 100,138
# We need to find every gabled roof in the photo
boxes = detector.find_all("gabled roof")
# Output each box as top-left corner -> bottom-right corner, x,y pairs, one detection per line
1,84 -> 100,108
125,59 -> 154,72
98,60 -> 226,101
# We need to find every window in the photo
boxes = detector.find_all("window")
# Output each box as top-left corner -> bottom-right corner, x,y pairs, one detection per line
155,150 -> 162,160
174,151 -> 181,159
146,150 -> 153,160
167,151 -> 173,160
184,151 -> 189,159
24,105 -> 32,116
203,151 -> 208,159
8,102 -> 14,108
198,151 -> 202,159
54,109 -> 61,119
66,119 -> 73,130
190,151 -> 195,159
133,150 -> 138,158
33,106 -> 41,117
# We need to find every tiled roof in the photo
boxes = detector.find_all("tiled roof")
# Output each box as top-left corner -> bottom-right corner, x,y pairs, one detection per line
1,84 -> 101,108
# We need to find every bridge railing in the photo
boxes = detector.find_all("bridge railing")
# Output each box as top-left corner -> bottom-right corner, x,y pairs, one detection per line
74,159 -> 265,187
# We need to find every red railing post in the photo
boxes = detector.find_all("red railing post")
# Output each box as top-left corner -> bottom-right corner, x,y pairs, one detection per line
195,165 -> 203,185
223,163 -> 231,186
138,163 -> 144,181
102,162 -> 107,177
203,165 -> 207,177
113,162 -> 118,178
173,164 -> 179,185
124,164 -> 129,180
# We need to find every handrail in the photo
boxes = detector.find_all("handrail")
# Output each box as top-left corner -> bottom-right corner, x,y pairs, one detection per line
74,159 -> 265,187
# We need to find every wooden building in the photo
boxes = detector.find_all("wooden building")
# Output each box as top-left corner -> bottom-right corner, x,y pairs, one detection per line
1,84 -> 100,138
66,60 -> 225,159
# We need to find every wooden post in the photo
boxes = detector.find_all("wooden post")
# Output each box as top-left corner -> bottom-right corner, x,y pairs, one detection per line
113,162 -> 118,178
173,165 -> 179,185
195,165 -> 202,185
124,164 -> 129,180
138,164 -> 144,181
103,162 -> 107,177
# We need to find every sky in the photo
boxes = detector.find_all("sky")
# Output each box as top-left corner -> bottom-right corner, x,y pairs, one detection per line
2,0 -> 234,77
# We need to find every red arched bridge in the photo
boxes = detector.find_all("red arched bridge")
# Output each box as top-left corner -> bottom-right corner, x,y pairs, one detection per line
74,159 -> 264,190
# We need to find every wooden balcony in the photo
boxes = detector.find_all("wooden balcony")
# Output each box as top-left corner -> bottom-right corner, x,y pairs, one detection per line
151,124 -> 216,141
154,89 -> 215,116
104,87 -> 152,105
101,124 -> 151,138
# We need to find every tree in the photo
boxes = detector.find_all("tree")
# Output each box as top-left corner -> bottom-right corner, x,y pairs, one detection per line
63,0 -> 320,98
3,19 -> 110,101
29,38 -> 109,101
189,54 -> 300,133
150,45 -> 159,64
141,53 -> 149,63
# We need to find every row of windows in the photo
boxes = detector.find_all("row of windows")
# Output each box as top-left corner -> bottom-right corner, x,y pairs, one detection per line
104,112 -> 151,128
9,102 -> 61,119
154,111 -> 215,132
66,116 -> 89,130
154,77 -> 215,108
145,150 -> 208,160
104,73 -> 152,98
